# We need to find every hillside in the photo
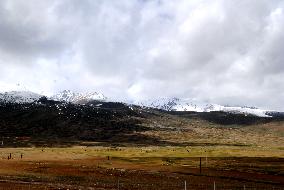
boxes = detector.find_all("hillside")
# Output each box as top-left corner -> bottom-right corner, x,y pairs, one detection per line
0,100 -> 283,148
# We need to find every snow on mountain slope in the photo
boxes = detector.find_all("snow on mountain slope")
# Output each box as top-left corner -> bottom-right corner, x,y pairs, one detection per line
50,90 -> 107,104
136,98 -> 270,117
221,106 -> 269,117
136,97 -> 179,111
0,91 -> 43,104
136,98 -> 217,112
0,90 -> 107,104
0,90 -> 273,117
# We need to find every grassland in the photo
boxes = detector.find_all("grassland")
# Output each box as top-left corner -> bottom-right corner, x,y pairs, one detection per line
0,135 -> 283,190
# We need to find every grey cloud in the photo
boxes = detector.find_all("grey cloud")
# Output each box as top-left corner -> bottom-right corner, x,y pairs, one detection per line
0,0 -> 283,110
0,0 -> 77,64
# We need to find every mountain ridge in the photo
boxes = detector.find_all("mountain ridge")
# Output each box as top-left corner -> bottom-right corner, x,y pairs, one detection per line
135,97 -> 273,117
0,91 -> 42,104
0,90 -> 282,117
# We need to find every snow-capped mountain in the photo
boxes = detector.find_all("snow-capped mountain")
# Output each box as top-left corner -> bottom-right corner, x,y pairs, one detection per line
50,90 -> 107,104
0,90 -> 278,117
136,98 -> 271,117
0,91 -> 43,104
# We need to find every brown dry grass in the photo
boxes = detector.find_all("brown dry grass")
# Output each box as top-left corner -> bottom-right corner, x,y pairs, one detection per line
0,152 -> 283,190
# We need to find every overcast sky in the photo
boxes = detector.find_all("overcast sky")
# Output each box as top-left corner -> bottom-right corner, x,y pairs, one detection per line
0,0 -> 283,110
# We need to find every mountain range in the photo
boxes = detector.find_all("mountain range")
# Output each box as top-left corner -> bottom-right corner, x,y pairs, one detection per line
0,90 -> 282,117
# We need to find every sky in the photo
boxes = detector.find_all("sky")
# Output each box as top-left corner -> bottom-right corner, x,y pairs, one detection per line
0,0 -> 283,110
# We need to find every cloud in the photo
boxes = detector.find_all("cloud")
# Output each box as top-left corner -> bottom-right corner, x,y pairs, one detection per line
0,0 -> 283,110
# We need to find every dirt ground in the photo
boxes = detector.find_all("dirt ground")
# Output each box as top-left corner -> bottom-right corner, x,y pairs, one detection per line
0,147 -> 283,190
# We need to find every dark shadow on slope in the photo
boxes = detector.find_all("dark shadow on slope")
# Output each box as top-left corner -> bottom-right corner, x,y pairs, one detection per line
166,111 -> 284,125
0,101 -> 161,147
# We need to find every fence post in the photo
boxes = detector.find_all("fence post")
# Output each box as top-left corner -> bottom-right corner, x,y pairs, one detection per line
117,179 -> 120,190
243,184 -> 246,190
213,181 -> 216,190
199,157 -> 202,173
184,180 -> 187,190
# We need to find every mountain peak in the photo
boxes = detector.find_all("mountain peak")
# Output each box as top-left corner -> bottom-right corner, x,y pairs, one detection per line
50,90 -> 107,104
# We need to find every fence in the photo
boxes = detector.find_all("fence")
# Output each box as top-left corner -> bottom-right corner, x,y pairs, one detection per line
0,179 -> 283,190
